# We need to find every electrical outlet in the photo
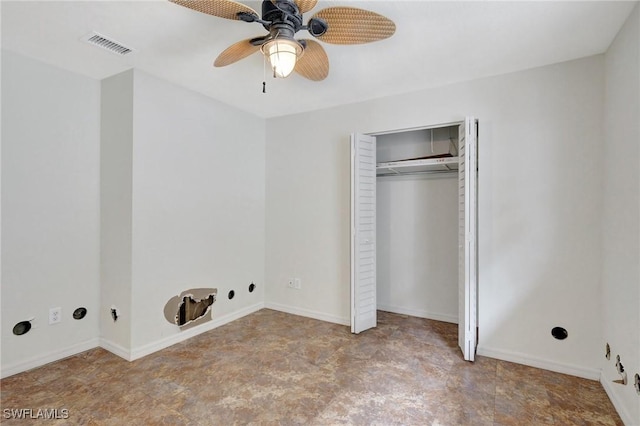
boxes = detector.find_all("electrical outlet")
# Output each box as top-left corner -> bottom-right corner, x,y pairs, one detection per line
294,278 -> 301,289
49,307 -> 61,325
287,279 -> 295,288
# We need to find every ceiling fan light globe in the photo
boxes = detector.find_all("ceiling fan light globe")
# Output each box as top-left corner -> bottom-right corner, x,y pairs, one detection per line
262,38 -> 303,78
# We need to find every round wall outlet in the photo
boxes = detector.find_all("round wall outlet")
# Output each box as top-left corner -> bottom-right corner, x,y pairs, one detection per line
551,327 -> 568,340
12,320 -> 31,336
73,307 -> 87,320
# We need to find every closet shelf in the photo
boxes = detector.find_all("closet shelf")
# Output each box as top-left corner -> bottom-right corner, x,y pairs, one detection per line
376,156 -> 459,176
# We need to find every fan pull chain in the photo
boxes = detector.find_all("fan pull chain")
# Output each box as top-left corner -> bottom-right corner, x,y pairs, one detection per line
262,53 -> 267,94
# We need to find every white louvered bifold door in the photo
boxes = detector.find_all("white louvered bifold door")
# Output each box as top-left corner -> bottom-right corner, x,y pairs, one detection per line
458,117 -> 478,361
351,133 -> 377,334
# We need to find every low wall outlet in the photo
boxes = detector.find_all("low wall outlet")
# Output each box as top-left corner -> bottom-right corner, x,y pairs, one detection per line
49,307 -> 61,325
287,279 -> 294,288
294,278 -> 301,289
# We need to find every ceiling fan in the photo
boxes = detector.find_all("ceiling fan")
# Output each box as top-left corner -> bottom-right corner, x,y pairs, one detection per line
170,0 -> 396,81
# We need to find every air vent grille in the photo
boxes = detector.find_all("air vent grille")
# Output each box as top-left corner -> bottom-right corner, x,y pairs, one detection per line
82,32 -> 134,56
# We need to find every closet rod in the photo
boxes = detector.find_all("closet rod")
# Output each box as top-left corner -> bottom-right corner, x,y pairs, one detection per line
377,170 -> 458,177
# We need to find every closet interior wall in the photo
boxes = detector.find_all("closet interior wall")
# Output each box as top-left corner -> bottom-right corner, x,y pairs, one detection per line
376,126 -> 460,324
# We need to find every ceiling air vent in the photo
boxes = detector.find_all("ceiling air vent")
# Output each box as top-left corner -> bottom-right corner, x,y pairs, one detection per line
82,32 -> 134,56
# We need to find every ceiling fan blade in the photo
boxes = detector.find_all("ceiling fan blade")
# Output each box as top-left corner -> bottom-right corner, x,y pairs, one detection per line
311,7 -> 396,45
295,0 -> 318,13
170,0 -> 259,21
214,38 -> 262,67
295,39 -> 329,81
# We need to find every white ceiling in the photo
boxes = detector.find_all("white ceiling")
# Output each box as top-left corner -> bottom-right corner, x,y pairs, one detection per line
1,1 -> 636,118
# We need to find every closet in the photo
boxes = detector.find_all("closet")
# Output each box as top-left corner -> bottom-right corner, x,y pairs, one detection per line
350,117 -> 478,361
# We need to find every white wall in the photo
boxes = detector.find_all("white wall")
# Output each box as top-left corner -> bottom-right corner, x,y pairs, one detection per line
265,55 -> 604,378
601,3 -> 640,424
377,175 -> 458,322
1,51 -> 101,377
100,70 -> 134,354
129,71 -> 265,354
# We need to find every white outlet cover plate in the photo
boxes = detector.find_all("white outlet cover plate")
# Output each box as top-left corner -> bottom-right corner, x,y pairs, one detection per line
49,307 -> 61,324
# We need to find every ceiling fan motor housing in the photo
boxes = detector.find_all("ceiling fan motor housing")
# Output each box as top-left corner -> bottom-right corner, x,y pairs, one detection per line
262,0 -> 303,33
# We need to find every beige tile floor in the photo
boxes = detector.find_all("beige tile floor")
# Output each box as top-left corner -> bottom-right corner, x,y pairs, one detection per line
0,309 -> 623,425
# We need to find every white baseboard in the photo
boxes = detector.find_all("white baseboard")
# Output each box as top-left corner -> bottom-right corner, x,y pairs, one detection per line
265,302 -> 350,326
600,371 -> 635,426
1,304 -> 267,376
377,304 -> 458,324
99,338 -> 132,361
1,338 -> 100,379
128,302 -> 265,361
477,346 -> 601,380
